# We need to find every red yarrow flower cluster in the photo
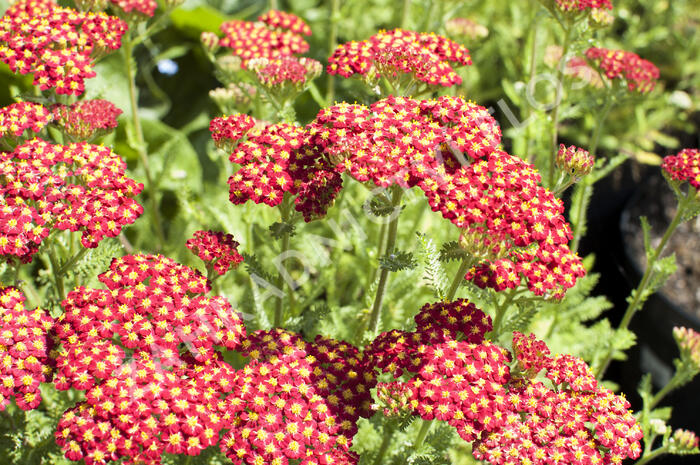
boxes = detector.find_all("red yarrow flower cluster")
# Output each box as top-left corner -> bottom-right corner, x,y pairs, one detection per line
221,329 -> 374,465
555,0 -> 613,12
52,99 -> 123,141
258,10 -> 312,36
328,29 -> 471,88
109,0 -> 158,18
219,15 -> 310,61
246,56 -> 322,88
186,230 -> 244,276
473,332 -> 642,465
0,138 -> 143,262
556,144 -> 594,178
217,115 -> 342,221
0,101 -> 53,140
0,0 -> 127,95
308,96 -> 501,188
53,254 -> 246,464
662,148 -> 700,190
585,47 -> 660,93
0,286 -> 54,411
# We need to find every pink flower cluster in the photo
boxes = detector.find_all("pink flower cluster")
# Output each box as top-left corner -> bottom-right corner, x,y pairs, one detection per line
186,230 -> 244,276
54,254 -> 246,464
0,137 -> 143,262
52,99 -> 123,141
368,299 -> 642,465
585,47 -> 660,93
555,0 -> 613,11
662,148 -> 700,190
0,286 -> 54,411
556,144 -> 594,178
0,0 -> 127,95
109,0 -> 158,18
328,29 -> 471,87
0,101 -> 53,140
258,10 -> 312,36
246,56 -> 322,88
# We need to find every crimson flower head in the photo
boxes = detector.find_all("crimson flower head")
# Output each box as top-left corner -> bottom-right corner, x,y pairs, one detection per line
662,148 -> 700,191
246,56 -> 322,89
53,254 -> 246,464
328,29 -> 471,88
556,144 -> 594,178
222,329 -> 374,465
0,138 -> 143,262
585,47 -> 660,93
218,115 -> 342,221
0,0 -> 127,95
0,286 -> 54,411
52,99 -> 123,141
308,95 -> 501,188
0,101 -> 53,141
258,10 -> 312,36
186,230 -> 244,276
108,0 -> 158,18
219,15 -> 310,61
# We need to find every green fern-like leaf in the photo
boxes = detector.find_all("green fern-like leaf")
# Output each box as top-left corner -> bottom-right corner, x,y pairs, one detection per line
439,241 -> 467,262
416,233 -> 448,300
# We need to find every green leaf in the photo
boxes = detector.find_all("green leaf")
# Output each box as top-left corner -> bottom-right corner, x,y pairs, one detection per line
416,233 -> 448,299
379,249 -> 417,272
439,241 -> 467,262
269,221 -> 296,239
170,6 -> 231,38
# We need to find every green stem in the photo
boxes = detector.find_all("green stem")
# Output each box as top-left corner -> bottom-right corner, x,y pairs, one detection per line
570,95 -> 614,254
57,247 -> 88,275
548,25 -> 574,188
634,447 -> 668,465
48,246 -> 66,302
400,0 -> 411,28
445,258 -> 470,301
524,13 -> 540,164
273,229 -> 291,328
325,0 -> 340,105
413,420 -> 432,451
123,31 -> 166,251
367,187 -> 403,334
269,0 -> 278,10
373,423 -> 396,465
596,197 -> 688,378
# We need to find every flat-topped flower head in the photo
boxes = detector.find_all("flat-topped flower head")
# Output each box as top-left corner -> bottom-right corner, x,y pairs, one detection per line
585,47 -> 659,93
246,56 -> 322,89
109,0 -> 157,18
258,10 -> 312,36
0,139 -> 143,262
0,0 -> 127,95
186,230 -> 244,276
0,286 -> 54,411
0,102 -> 53,141
554,0 -> 613,12
445,18 -> 489,40
222,330 -> 372,465
52,99 -> 122,141
308,95 -> 500,189
222,118 -> 342,221
219,16 -> 310,61
662,148 -> 700,190
328,29 -> 471,89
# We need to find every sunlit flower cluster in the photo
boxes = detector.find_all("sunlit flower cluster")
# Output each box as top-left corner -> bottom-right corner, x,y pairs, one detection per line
186,230 -> 244,276
246,56 -> 322,88
222,117 -> 342,221
0,101 -> 53,141
328,29 -> 471,87
554,0 -> 613,12
258,10 -> 312,36
0,138 -> 143,262
585,47 -> 660,93
52,99 -> 123,141
368,300 -> 642,465
0,0 -> 127,95
308,95 -> 500,188
53,254 -> 246,464
222,329 -> 374,465
219,14 -> 310,61
662,148 -> 700,190
109,0 -> 158,18
0,286 -> 54,411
